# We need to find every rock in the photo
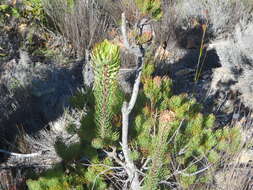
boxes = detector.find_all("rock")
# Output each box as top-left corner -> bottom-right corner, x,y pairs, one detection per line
82,61 -> 94,88
209,21 -> 253,110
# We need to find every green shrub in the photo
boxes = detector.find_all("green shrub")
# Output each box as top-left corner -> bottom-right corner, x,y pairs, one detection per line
0,4 -> 20,23
91,40 -> 123,146
27,40 -> 241,190
27,165 -> 85,190
133,61 -> 241,189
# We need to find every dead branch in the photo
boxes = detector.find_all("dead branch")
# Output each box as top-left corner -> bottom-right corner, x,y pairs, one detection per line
120,12 -> 145,190
0,149 -> 44,158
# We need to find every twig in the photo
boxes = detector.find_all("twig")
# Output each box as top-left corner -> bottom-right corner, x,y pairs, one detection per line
103,149 -> 125,167
0,164 -> 53,170
140,158 -> 151,171
177,164 -> 212,177
81,163 -> 123,170
168,119 -> 185,144
0,149 -> 43,158
92,167 -> 120,190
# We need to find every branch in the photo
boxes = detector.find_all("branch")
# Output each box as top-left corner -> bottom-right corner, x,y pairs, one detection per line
0,164 -> 53,170
140,158 -> 151,171
121,13 -> 143,57
177,164 -> 212,177
120,12 -> 145,190
121,13 -> 131,50
103,148 -> 125,167
92,167 -> 120,190
0,149 -> 43,158
168,119 -> 185,144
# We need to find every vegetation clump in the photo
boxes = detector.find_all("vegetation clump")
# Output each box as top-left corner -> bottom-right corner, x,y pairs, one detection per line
27,40 -> 241,189
1,0 -> 251,189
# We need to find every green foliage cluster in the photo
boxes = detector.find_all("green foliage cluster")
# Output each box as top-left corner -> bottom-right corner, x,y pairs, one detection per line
135,0 -> 162,19
91,40 -> 123,147
131,58 -> 241,189
27,41 -> 241,190
0,4 -> 20,23
0,0 -> 46,24
27,165 -> 85,190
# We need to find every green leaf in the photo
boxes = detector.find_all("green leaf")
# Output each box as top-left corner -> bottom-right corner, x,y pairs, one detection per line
11,8 -> 20,18
0,5 -> 10,11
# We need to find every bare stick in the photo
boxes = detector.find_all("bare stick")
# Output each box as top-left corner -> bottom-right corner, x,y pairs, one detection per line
120,12 -> 145,190
0,149 -> 43,158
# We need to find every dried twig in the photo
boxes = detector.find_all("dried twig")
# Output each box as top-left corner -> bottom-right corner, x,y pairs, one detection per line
0,149 -> 44,158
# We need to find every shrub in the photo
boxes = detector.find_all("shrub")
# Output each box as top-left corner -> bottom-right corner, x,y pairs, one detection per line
42,0 -> 112,57
27,37 -> 242,190
26,165 -> 85,190
91,40 -> 123,146
131,60 -> 241,188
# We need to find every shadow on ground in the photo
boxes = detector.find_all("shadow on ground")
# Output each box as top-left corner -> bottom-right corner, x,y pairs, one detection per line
0,57 -> 84,162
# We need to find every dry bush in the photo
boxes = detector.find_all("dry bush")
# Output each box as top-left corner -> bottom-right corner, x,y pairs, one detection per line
235,19 -> 253,61
213,143 -> 253,189
42,0 -> 112,57
96,0 -> 124,25
176,0 -> 249,37
0,169 -> 26,190
23,108 -> 83,165
213,160 -> 253,190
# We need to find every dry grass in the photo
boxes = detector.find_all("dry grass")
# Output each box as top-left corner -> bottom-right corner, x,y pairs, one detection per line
42,0 -> 112,57
0,169 -> 26,190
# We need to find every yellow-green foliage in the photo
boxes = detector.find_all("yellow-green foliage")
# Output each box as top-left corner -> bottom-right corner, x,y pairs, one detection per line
91,40 -> 123,147
135,0 -> 162,19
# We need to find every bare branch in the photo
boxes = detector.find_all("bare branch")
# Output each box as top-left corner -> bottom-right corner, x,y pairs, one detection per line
121,13 -> 143,57
120,12 -> 146,190
168,119 -> 185,144
103,148 -> 125,167
0,149 -> 44,158
140,158 -> 151,171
